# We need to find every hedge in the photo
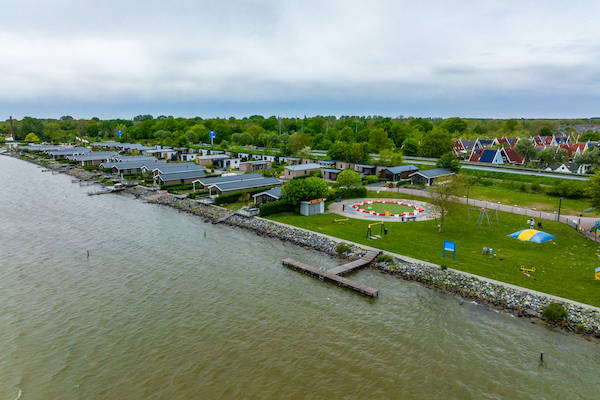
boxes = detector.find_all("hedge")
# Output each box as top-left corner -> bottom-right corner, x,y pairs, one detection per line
329,186 -> 367,200
258,199 -> 295,216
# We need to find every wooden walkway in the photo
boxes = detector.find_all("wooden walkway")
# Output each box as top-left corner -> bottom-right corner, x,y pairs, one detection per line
282,250 -> 381,297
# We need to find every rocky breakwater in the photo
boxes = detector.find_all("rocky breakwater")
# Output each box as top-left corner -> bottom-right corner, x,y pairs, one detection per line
375,257 -> 600,338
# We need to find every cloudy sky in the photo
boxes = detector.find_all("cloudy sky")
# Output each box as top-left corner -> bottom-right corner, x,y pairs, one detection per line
2,0 -> 599,119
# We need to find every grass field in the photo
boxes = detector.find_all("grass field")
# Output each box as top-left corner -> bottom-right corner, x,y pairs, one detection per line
354,201 -> 415,214
268,205 -> 600,306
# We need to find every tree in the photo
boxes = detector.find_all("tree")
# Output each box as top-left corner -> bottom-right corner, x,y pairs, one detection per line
513,139 -> 537,165
539,148 -> 567,166
368,128 -> 394,152
25,132 -> 40,142
288,132 -> 312,153
419,128 -> 453,157
282,177 -> 329,205
336,169 -> 361,187
402,137 -> 419,156
587,170 -> 600,208
503,119 -> 519,132
574,148 -> 600,166
0,136 -> 5,144
436,152 -> 461,173
429,175 -> 465,233
378,149 -> 402,166
409,118 -> 433,133
327,141 -> 349,161
440,117 -> 467,134
539,126 -> 553,136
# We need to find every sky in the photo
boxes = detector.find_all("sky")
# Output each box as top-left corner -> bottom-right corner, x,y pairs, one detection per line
1,0 -> 600,120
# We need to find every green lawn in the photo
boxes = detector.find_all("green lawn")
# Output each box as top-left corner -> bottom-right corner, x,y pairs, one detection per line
466,184 -> 595,217
356,201 -> 415,214
268,206 -> 600,306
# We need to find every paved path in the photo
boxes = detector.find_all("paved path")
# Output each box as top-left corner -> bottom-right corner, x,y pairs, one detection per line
328,197 -> 436,222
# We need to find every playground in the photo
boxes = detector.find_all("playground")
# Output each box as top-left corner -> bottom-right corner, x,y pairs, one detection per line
268,205 -> 600,307
330,198 -> 434,221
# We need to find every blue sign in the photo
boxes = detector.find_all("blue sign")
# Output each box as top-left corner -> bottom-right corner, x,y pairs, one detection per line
117,130 -> 123,137
209,131 -> 216,139
443,241 -> 456,260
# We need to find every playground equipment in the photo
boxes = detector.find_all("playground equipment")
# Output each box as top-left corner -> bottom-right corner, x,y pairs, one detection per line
333,218 -> 349,224
468,207 -> 498,225
366,222 -> 385,239
508,229 -> 555,243
520,266 -> 536,273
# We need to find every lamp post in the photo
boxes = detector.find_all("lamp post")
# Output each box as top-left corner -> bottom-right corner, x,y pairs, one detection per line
557,197 -> 562,221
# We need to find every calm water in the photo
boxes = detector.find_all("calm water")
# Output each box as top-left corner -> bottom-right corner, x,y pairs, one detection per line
0,155 -> 598,399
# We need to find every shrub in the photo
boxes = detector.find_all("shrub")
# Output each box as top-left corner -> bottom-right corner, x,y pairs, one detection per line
531,183 -> 542,193
577,324 -> 586,333
336,243 -> 351,254
478,178 -> 494,186
519,182 -> 528,192
329,186 -> 367,200
376,254 -> 393,263
362,175 -> 380,185
258,199 -> 295,216
542,303 -> 568,322
440,264 -> 448,270
546,181 -> 588,199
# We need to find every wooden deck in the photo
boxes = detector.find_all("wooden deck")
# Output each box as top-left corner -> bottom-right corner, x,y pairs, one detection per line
282,249 -> 381,297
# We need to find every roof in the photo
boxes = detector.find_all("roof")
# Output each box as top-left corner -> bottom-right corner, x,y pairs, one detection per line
151,163 -> 205,174
193,173 -> 263,186
478,139 -> 495,146
502,147 -> 524,164
356,164 -> 375,168
479,149 -> 498,163
112,155 -> 158,162
410,168 -> 455,179
47,148 -> 91,156
156,170 -> 207,181
322,168 -> 342,173
103,160 -> 163,170
252,186 -> 282,199
285,163 -> 322,171
461,139 -> 476,151
196,154 -> 230,160
212,177 -> 281,192
384,165 -> 419,174
69,152 -> 117,161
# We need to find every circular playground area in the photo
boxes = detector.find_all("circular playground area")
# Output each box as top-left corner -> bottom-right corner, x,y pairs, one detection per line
331,198 -> 434,221
352,200 -> 425,217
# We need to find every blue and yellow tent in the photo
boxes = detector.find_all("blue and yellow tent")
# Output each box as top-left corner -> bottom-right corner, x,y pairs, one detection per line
508,229 -> 555,243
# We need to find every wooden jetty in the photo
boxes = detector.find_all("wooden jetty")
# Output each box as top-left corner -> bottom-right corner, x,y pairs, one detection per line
282,249 -> 381,297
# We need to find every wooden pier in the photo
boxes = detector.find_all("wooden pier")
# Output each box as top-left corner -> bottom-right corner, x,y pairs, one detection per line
282,249 -> 381,297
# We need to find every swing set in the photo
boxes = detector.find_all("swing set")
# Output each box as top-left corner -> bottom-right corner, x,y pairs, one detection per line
467,207 -> 499,226
366,222 -> 385,239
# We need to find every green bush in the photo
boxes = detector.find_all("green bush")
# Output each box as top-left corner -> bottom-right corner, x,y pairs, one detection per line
531,183 -> 542,193
329,186 -> 367,200
478,178 -> 494,186
546,181 -> 587,199
542,303 -> 568,322
258,199 -> 295,216
519,182 -> 528,192
376,254 -> 393,263
362,175 -> 380,185
440,264 -> 448,270
336,243 -> 351,254
577,323 -> 586,333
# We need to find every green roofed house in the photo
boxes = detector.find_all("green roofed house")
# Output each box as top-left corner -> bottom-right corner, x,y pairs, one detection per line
408,168 -> 455,186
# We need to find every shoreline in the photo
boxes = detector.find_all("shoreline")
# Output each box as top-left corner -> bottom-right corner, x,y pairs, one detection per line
5,152 -> 600,341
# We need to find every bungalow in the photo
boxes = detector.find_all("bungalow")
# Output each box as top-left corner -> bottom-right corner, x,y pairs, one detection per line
318,160 -> 337,168
213,158 -> 241,169
499,147 -> 524,165
143,148 -> 178,160
239,160 -> 272,173
559,143 -> 587,159
496,137 -> 519,148
180,153 -> 198,162
469,148 -> 503,164
409,168 -> 455,186
46,147 -> 91,160
68,151 -> 117,166
379,165 -> 419,181
208,177 -> 281,196
195,154 -> 230,166
321,168 -> 342,181
148,163 -> 205,176
453,140 -> 466,156
544,162 -> 587,175
252,186 -> 282,205
155,169 -> 207,186
280,156 -> 301,165
335,160 -> 355,170
108,160 -> 162,175
284,163 -> 321,179
110,155 -> 157,163
192,173 -> 264,190
354,164 -> 377,176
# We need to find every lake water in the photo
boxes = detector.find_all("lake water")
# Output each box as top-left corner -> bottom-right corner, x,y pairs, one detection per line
0,155 -> 598,399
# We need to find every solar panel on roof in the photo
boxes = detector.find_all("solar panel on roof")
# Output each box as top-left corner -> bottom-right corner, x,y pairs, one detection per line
479,150 -> 496,163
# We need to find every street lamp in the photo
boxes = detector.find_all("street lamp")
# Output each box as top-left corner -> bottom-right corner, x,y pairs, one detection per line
557,197 -> 563,221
